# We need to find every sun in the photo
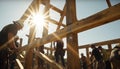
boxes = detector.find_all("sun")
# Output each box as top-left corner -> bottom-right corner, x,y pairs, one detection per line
27,4 -> 50,37
28,11 -> 47,37
32,12 -> 45,27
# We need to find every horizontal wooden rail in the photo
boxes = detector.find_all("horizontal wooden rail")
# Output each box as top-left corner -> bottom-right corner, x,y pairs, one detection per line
78,38 -> 120,49
43,38 -> 120,51
47,18 -> 66,27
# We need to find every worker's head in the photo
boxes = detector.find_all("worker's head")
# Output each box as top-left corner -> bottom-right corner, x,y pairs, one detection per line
13,20 -> 24,30
98,46 -> 102,49
98,46 -> 103,51
81,53 -> 84,56
90,44 -> 96,49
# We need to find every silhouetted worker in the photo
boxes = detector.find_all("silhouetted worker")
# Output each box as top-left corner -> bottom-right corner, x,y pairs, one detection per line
90,44 -> 105,69
98,46 -> 111,69
80,53 -> 88,69
110,45 -> 120,69
38,45 -> 44,69
89,52 -> 96,69
0,20 -> 23,69
54,39 -> 65,67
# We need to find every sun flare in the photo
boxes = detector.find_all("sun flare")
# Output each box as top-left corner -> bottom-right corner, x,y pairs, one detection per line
32,12 -> 45,27
27,5 -> 49,37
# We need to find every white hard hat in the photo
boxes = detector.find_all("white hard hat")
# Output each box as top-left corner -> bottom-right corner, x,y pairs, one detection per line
13,20 -> 24,28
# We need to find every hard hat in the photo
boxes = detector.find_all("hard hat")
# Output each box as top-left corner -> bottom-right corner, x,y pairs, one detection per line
13,20 -> 24,28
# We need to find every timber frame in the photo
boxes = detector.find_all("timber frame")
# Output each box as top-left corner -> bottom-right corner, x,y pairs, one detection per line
13,0 -> 120,69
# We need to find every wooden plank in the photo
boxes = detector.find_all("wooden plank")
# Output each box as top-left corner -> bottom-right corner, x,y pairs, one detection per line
34,51 -> 64,69
24,25 -> 36,69
50,4 -> 62,13
36,38 -> 120,51
57,4 -> 66,30
78,38 -> 120,49
47,18 -> 66,27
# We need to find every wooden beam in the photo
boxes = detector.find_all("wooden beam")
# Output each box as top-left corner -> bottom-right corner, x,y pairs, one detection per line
57,4 -> 66,30
24,25 -> 36,69
37,38 -> 120,52
66,0 -> 80,69
50,4 -> 63,13
86,47 -> 89,59
78,38 -> 120,49
47,18 -> 66,27
106,0 -> 112,8
34,51 -> 64,69
42,0 -> 50,37
108,44 -> 112,50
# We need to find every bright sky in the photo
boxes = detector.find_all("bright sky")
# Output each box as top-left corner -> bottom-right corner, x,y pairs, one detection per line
0,0 -> 120,56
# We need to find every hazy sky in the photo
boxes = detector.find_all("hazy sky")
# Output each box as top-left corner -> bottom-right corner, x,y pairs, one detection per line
0,0 -> 120,55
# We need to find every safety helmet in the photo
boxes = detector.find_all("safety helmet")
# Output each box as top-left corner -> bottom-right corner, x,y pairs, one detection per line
13,20 -> 24,29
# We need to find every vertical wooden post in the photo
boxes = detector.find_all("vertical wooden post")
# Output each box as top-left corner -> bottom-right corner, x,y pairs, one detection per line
108,44 -> 112,51
66,0 -> 80,69
42,0 -> 50,37
50,42 -> 53,55
25,25 -> 36,69
39,1 -> 50,69
106,0 -> 112,8
86,47 -> 89,59
20,38 -> 23,47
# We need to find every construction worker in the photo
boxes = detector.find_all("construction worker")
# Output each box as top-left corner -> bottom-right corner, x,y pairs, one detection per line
80,53 -> 88,69
90,44 -> 105,69
54,39 -> 65,67
0,20 -> 23,69
110,45 -> 120,69
98,46 -> 111,69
